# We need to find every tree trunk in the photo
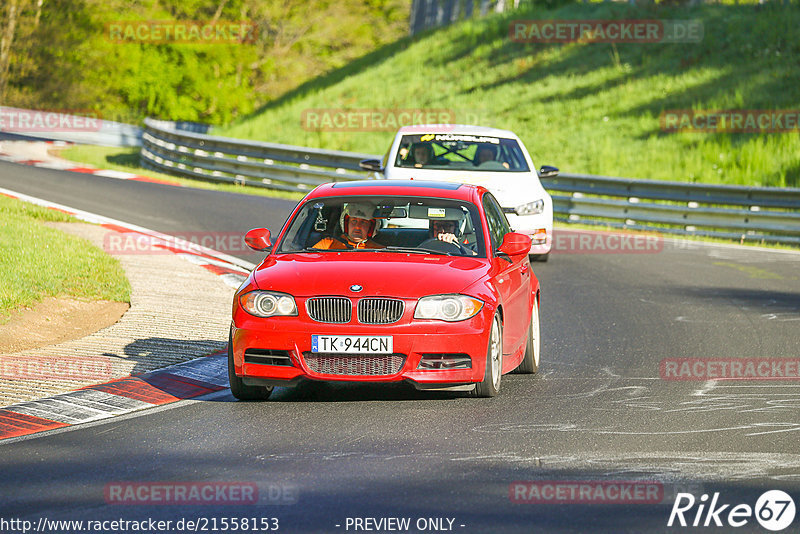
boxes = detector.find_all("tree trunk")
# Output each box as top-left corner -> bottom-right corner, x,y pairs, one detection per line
0,0 -> 23,102
34,0 -> 43,28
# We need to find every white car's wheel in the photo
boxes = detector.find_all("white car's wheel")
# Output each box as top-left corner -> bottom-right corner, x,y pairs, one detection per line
475,314 -> 503,397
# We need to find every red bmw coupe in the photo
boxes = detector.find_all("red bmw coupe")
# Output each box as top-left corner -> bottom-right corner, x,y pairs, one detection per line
229,180 -> 541,399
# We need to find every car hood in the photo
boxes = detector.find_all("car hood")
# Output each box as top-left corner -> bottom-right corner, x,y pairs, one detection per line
252,253 -> 490,298
385,169 -> 549,208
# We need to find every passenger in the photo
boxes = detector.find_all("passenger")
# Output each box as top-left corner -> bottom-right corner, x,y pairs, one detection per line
475,144 -> 497,165
430,219 -> 461,245
314,202 -> 385,249
475,144 -> 509,169
429,218 -> 476,255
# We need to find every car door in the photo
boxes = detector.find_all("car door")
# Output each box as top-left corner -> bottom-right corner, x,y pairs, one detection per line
482,192 -> 529,355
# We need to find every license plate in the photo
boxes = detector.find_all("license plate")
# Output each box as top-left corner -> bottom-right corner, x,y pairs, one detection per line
311,335 -> 393,354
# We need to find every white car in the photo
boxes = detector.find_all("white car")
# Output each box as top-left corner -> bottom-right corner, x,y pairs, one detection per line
360,125 -> 557,260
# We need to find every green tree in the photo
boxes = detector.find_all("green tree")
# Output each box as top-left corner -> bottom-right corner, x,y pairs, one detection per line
1,0 -> 409,124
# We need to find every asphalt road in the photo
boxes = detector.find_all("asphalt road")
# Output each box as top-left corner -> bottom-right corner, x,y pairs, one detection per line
2,162 -> 800,533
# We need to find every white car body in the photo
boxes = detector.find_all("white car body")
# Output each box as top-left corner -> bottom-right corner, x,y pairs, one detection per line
371,125 -> 554,257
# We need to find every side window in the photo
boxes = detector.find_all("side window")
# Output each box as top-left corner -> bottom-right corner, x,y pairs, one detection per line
482,193 -> 512,250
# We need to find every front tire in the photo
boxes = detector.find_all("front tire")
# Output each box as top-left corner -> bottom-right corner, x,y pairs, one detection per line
474,314 -> 503,397
514,298 -> 540,374
228,332 -> 273,401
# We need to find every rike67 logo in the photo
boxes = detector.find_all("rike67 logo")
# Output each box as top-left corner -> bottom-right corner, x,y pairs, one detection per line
668,490 -> 796,531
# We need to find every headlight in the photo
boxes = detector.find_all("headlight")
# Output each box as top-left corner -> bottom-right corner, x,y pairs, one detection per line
414,295 -> 484,322
239,291 -> 297,317
515,199 -> 545,216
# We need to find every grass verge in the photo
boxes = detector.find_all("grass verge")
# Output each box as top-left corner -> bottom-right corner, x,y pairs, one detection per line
218,2 -> 800,188
0,195 -> 132,323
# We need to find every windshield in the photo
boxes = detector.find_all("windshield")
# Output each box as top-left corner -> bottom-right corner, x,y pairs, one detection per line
277,195 -> 486,257
393,133 -> 530,172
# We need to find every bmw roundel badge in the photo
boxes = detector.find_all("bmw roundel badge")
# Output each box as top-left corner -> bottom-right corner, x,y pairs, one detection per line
350,284 -> 363,292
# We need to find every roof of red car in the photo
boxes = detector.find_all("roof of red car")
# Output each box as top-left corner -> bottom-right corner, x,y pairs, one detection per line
307,180 -> 486,201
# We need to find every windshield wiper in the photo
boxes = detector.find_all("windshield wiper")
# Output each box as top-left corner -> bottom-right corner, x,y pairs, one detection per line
285,247 -> 336,253
285,246 -> 454,256
381,246 -> 453,256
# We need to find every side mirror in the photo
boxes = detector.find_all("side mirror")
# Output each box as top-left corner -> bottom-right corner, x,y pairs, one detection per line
497,232 -> 532,258
359,159 -> 385,173
539,165 -> 559,178
244,228 -> 272,252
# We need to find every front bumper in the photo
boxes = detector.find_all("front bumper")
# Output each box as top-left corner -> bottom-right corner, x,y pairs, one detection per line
505,213 -> 553,254
231,305 -> 494,388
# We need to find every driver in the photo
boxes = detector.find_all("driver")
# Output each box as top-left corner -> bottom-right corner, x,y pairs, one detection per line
314,202 -> 385,250
410,142 -> 435,168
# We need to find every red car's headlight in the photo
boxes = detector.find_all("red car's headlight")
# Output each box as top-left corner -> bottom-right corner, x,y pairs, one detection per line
414,294 -> 484,322
239,291 -> 298,318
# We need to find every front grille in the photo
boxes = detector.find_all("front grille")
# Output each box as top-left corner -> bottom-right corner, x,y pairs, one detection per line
357,298 -> 404,324
306,297 -> 352,323
302,353 -> 406,376
244,349 -> 293,366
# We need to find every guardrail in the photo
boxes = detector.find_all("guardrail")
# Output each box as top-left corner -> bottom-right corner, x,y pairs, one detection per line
0,106 -> 142,147
546,174 -> 800,245
141,118 -> 372,193
141,118 -> 800,245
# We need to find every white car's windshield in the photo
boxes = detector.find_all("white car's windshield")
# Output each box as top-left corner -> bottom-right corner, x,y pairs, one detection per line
394,133 -> 530,172
277,195 -> 487,257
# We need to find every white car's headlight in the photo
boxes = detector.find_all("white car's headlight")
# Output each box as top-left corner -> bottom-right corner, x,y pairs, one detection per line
515,199 -> 545,216
240,291 -> 297,317
414,295 -> 484,322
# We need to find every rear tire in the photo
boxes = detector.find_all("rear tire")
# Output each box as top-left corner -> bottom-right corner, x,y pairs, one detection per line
514,299 -> 540,374
474,314 -> 503,398
228,332 -> 273,401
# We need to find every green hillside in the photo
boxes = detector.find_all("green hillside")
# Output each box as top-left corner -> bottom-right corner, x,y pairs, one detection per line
219,2 -> 800,187
1,0 -> 407,125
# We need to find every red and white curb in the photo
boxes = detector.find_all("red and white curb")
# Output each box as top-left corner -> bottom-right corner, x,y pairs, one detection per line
0,352 -> 229,441
0,188 -> 259,441
0,140 -> 182,186
0,186 -> 255,288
